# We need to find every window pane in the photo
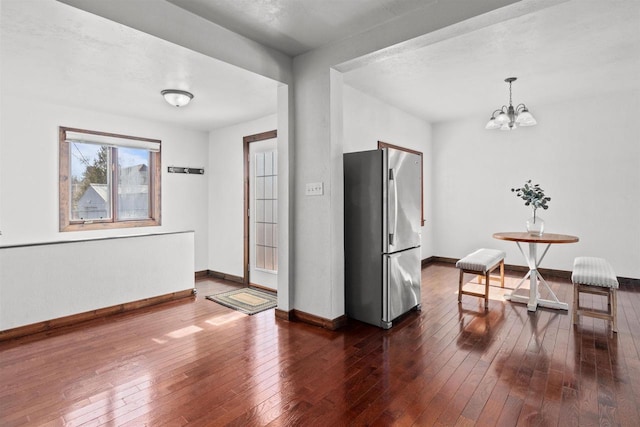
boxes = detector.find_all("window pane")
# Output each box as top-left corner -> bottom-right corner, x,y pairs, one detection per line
265,247 -> 274,271
264,151 -> 273,175
265,224 -> 273,247
264,176 -> 273,199
256,223 -> 265,245
264,199 -> 273,223
256,245 -> 265,269
253,148 -> 277,273
117,147 -> 150,220
256,200 -> 265,222
255,152 -> 264,176
70,142 -> 111,220
256,176 -> 265,199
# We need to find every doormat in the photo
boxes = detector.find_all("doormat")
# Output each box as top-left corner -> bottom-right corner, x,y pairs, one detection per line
206,288 -> 277,315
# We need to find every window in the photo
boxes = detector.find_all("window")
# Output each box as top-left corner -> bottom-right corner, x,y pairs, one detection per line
254,150 -> 278,272
59,127 -> 161,231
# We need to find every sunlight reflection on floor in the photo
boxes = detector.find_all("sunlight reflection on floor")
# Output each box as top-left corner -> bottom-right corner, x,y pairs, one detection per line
166,325 -> 203,339
62,374 -> 151,424
457,276 -> 533,302
205,311 -> 246,326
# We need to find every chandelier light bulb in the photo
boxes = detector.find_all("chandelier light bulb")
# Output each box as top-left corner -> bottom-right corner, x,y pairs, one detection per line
495,111 -> 509,125
516,109 -> 537,126
485,117 -> 500,130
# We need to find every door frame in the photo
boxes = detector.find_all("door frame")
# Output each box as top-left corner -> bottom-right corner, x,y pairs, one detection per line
243,129 -> 278,287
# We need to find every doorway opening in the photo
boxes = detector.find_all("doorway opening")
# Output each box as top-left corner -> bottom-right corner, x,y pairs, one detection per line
243,130 -> 278,292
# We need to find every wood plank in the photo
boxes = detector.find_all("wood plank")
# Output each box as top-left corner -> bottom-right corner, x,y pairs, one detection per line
1,264 -> 640,426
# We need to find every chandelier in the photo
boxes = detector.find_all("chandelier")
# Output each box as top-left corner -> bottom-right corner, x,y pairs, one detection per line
485,77 -> 537,130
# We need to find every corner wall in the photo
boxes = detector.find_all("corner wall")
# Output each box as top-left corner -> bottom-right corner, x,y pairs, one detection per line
432,90 -> 640,278
343,85 -> 434,258
207,114 -> 278,277
0,94 -> 210,270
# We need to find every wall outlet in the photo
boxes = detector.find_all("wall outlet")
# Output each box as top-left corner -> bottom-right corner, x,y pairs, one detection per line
305,182 -> 323,196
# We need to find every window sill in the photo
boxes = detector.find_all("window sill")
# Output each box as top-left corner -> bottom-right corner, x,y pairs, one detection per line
61,218 -> 160,232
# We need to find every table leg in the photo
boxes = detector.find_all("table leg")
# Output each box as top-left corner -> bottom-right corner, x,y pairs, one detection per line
504,241 -> 569,312
527,242 -> 539,311
535,271 -> 569,310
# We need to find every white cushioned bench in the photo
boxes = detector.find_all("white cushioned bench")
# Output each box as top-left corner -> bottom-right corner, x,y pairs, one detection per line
456,248 -> 506,309
572,256 -> 619,332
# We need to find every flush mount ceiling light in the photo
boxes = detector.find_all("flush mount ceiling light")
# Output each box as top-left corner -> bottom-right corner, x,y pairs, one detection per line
485,77 -> 537,131
161,89 -> 194,107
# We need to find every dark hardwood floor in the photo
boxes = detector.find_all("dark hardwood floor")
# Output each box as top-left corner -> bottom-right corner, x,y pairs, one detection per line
1,263 -> 639,426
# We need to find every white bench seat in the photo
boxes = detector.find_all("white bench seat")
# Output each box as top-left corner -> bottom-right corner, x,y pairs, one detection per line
572,257 -> 619,332
456,248 -> 506,309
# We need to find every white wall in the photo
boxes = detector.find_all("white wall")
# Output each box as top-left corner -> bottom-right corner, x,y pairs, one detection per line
208,114 -> 278,277
432,90 -> 640,278
342,85 -> 434,258
0,94 -> 210,270
0,232 -> 194,330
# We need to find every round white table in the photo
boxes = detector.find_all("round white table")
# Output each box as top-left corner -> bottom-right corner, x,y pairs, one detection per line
493,232 -> 579,312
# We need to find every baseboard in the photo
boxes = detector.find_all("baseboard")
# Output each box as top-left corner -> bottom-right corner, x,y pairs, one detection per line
425,256 -> 640,287
276,308 -> 347,331
428,256 -> 457,265
275,308 -> 291,321
0,288 -> 195,342
195,270 -> 209,279
619,277 -> 640,289
421,256 -> 437,266
430,256 -> 573,279
249,282 -> 277,294
205,270 -> 244,284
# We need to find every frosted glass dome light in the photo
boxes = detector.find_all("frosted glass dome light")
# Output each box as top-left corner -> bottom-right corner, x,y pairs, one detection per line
161,89 -> 194,107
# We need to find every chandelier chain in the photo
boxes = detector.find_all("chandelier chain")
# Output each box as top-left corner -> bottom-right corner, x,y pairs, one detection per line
509,81 -> 513,107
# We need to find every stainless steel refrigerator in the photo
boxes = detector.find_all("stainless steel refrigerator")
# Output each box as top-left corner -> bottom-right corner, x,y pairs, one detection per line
344,147 -> 422,329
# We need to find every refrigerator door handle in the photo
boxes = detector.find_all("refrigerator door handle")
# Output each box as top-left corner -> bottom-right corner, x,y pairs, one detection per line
388,168 -> 398,247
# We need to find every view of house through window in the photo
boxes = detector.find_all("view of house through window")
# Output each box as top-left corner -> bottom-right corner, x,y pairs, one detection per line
70,143 -> 151,221
59,127 -> 161,231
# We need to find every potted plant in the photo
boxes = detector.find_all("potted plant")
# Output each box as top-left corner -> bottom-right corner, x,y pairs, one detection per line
511,180 -> 550,235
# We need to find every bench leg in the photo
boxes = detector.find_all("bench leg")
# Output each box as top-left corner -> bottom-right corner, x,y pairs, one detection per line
500,260 -> 505,288
612,288 -> 618,333
484,272 -> 490,309
572,284 -> 579,325
458,269 -> 464,303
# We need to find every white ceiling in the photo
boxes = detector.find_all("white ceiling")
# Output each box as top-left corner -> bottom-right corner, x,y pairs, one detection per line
167,0 -> 438,57
2,0 -> 639,132
342,0 -> 640,124
0,0 -> 279,132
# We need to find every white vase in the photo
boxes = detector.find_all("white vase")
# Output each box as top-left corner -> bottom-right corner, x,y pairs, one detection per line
526,211 -> 544,236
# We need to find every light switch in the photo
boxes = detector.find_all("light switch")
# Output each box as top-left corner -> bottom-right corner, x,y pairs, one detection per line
305,182 -> 323,196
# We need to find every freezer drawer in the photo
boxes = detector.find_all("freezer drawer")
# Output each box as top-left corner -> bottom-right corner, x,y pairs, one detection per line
383,246 -> 421,326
